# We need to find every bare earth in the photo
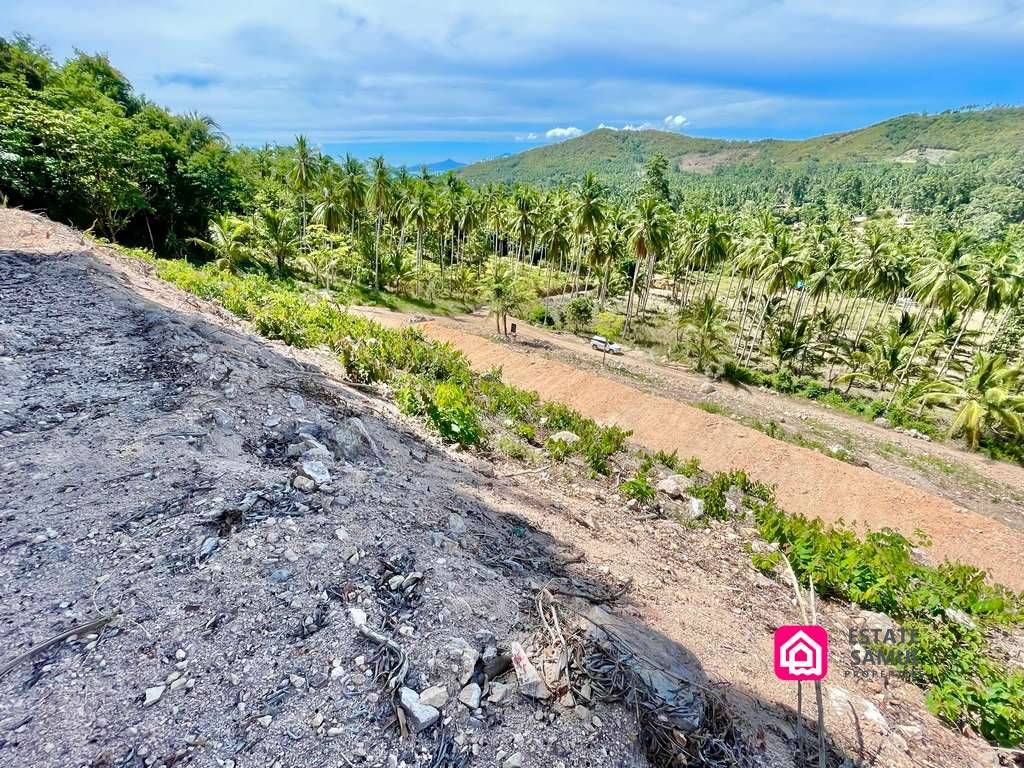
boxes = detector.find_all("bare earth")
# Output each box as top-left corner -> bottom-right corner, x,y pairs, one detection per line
0,210 -> 1007,768
383,312 -> 1023,591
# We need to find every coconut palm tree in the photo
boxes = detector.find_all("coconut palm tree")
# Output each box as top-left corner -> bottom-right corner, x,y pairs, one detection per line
889,230 -> 977,403
674,294 -> 736,374
623,196 -> 671,333
257,208 -> 297,274
339,154 -> 367,234
287,135 -> 317,251
911,352 -> 1024,449
366,156 -> 393,289
403,181 -> 433,272
572,173 -> 607,293
190,213 -> 250,274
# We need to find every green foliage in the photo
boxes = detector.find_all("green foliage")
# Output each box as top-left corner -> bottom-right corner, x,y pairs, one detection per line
563,296 -> 594,333
426,382 -> 484,447
592,312 -> 625,342
619,466 -> 656,507
527,303 -> 558,327
0,37 -> 238,250
751,496 -> 1024,745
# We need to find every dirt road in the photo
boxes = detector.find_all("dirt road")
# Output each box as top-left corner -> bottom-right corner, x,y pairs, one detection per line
422,321 -> 1024,590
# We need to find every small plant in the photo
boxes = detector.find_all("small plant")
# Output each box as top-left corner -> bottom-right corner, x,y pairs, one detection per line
619,466 -> 656,508
544,436 -> 575,462
497,435 -> 529,461
427,382 -> 484,447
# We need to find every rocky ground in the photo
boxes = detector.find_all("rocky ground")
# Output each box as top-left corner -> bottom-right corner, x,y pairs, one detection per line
0,210 -> 1010,768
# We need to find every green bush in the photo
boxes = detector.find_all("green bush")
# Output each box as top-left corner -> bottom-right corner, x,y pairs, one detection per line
427,382 -> 484,447
619,466 -> 656,507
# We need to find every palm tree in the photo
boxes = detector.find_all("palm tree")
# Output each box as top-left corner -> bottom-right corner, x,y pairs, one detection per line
339,154 -> 367,234
911,352 -> 1024,449
404,181 -> 433,272
740,224 -> 803,364
488,261 -> 530,335
572,173 -> 607,293
257,208 -> 297,274
190,214 -> 250,273
674,294 -> 736,374
623,196 -> 670,333
287,135 -> 317,251
889,230 -> 977,403
366,156 -> 393,290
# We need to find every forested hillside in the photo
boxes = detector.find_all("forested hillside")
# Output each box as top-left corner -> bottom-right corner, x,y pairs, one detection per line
460,112 -> 1024,232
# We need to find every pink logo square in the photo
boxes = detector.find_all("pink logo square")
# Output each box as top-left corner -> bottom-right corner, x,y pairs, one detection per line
774,625 -> 828,681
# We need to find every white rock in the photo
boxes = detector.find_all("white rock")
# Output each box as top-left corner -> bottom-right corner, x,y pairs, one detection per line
143,685 -> 165,707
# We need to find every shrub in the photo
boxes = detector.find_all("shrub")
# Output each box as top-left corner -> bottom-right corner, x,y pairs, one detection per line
427,382 -> 484,447
563,296 -> 594,334
619,466 -> 656,507
527,304 -> 558,327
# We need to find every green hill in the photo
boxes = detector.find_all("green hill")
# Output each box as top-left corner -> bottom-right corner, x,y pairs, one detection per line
459,108 -> 1024,188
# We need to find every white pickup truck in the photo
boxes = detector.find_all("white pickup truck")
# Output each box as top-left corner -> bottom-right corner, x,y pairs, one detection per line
589,335 -> 623,355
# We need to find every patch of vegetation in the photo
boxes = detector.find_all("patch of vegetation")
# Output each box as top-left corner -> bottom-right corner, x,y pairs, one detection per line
750,492 -> 1024,746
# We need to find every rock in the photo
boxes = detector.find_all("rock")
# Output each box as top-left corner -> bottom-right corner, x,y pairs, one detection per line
685,497 -> 705,519
211,408 -> 233,429
873,417 -> 892,428
288,394 -> 305,412
270,569 -> 291,583
510,641 -> 551,700
448,513 -> 467,536
459,647 -> 480,684
257,715 -> 273,728
548,431 -> 580,446
458,683 -> 482,709
944,607 -> 976,630
700,382 -> 716,394
327,418 -> 375,461
143,685 -> 165,707
175,649 -> 187,661
191,352 -> 210,364
418,685 -> 449,709
299,459 -> 331,487
398,687 -> 440,733
198,536 -> 220,559
293,476 -> 315,493
502,753 -> 524,768
656,475 -> 693,500
827,444 -> 847,457
334,526 -> 350,541
283,548 -> 299,562
488,681 -> 511,704
307,542 -> 328,557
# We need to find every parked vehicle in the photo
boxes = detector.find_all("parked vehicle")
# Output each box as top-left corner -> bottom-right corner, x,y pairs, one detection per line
590,335 -> 623,355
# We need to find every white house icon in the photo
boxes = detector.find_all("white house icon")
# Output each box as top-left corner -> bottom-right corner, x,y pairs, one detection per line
779,630 -> 823,677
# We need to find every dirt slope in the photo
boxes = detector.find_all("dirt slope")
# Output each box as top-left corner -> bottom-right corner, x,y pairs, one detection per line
423,323 -> 1024,590
0,210 -> 1002,768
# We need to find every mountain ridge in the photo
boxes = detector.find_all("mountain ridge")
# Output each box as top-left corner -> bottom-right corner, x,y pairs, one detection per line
458,107 -> 1024,188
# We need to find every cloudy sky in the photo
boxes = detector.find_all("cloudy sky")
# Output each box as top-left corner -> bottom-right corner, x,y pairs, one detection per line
6,1 -> 1024,165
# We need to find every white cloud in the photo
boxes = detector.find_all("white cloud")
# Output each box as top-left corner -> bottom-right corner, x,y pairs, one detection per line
622,122 -> 657,131
545,126 -> 583,139
514,131 -> 539,141
664,114 -> 689,129
596,123 -> 618,131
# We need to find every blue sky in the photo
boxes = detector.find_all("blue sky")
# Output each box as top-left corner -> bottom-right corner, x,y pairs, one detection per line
6,1 -> 1024,166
